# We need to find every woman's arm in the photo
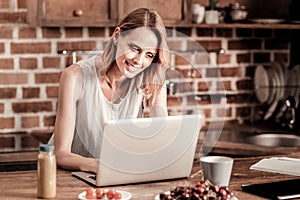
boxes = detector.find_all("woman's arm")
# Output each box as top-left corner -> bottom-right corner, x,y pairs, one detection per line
53,64 -> 98,173
149,85 -> 168,117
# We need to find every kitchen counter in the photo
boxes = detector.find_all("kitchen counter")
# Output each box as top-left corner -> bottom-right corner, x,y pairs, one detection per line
200,123 -> 300,158
1,151 -> 300,199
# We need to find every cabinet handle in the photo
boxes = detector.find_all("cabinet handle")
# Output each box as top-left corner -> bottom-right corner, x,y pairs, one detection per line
73,9 -> 83,17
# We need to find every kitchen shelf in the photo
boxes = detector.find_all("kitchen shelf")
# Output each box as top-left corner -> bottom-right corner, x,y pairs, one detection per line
174,22 -> 300,29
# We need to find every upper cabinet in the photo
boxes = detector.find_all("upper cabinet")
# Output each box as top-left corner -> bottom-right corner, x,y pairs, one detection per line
117,0 -> 190,26
27,0 -> 190,27
27,0 -> 300,29
27,0 -> 118,27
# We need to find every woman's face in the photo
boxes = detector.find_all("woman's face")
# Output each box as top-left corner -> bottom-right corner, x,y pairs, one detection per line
115,28 -> 159,78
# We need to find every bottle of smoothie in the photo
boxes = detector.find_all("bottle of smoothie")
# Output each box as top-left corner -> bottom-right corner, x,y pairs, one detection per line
37,144 -> 56,198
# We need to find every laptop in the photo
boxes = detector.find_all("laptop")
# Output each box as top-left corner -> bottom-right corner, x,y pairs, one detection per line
72,114 -> 203,187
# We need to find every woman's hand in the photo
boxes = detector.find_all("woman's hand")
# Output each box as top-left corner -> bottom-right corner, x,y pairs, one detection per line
55,150 -> 99,173
142,83 -> 168,117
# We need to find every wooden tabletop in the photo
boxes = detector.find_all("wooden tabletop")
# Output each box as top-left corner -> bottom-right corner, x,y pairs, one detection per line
1,151 -> 300,199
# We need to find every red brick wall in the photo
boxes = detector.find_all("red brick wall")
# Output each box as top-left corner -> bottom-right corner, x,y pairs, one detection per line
0,0 -> 290,152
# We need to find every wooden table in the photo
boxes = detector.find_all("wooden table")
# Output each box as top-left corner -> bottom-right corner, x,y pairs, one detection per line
1,151 -> 300,199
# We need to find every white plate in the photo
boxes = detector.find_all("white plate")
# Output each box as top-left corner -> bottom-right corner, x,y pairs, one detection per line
272,62 -> 284,87
280,61 -> 288,85
249,18 -> 284,24
273,62 -> 285,100
266,67 -> 277,104
292,65 -> 300,102
78,190 -> 132,200
154,191 -> 239,200
263,66 -> 282,120
254,65 -> 270,103
288,69 -> 296,97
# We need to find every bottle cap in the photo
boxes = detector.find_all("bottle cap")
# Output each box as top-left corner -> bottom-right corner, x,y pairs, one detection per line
39,144 -> 55,152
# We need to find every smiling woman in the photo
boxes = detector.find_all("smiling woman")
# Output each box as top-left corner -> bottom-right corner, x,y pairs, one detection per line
49,8 -> 171,173
114,28 -> 159,79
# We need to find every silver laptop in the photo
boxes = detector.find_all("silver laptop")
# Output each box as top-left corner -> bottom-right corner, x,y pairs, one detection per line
72,114 -> 203,186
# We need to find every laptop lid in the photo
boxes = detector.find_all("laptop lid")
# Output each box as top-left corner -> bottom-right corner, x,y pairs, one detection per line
72,114 -> 203,187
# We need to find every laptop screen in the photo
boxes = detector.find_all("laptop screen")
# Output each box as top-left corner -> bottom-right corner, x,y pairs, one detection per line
96,114 -> 203,186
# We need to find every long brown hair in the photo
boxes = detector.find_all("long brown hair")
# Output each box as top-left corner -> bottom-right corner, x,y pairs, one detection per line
100,8 -> 170,99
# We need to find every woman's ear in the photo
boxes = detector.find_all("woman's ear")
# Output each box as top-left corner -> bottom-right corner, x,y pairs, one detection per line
113,27 -> 121,45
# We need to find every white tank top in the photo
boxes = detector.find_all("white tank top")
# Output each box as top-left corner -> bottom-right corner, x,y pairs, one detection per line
60,56 -> 144,158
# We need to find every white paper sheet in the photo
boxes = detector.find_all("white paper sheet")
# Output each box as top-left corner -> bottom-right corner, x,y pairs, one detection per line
250,157 -> 300,176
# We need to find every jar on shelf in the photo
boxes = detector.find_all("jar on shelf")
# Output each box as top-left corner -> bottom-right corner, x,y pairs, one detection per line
192,3 -> 205,24
230,2 -> 248,21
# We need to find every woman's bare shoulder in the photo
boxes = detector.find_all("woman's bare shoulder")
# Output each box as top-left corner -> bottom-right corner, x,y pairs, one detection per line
59,64 -> 83,101
63,64 -> 81,75
61,64 -> 82,81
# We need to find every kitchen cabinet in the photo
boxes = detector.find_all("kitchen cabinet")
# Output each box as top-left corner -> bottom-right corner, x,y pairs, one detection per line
27,0 -> 190,27
27,0 -> 118,27
117,0 -> 190,26
178,22 -> 300,29
27,0 -> 300,29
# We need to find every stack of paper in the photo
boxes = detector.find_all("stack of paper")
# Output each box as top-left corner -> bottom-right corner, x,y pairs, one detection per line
250,157 -> 300,176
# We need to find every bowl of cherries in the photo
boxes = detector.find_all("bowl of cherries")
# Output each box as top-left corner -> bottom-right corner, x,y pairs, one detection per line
157,180 -> 238,200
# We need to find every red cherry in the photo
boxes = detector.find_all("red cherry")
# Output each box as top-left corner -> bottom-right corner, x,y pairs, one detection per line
106,189 -> 115,199
85,187 -> 96,199
113,191 -> 122,200
95,188 -> 104,199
